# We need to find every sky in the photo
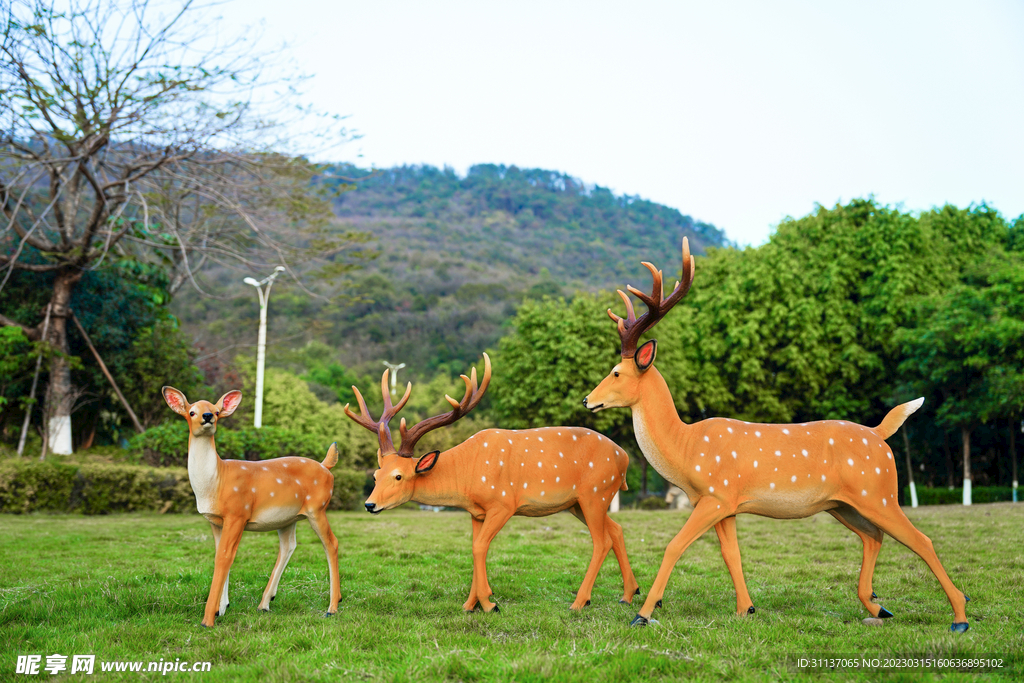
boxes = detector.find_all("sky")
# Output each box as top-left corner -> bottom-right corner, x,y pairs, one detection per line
214,0 -> 1024,246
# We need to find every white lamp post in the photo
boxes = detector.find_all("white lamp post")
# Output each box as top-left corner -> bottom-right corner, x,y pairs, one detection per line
382,361 -> 406,397
244,266 -> 286,428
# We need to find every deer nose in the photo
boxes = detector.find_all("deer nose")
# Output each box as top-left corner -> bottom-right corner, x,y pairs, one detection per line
202,412 -> 214,423
364,502 -> 376,513
582,396 -> 589,407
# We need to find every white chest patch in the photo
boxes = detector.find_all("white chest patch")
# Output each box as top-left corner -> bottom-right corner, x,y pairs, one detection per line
633,411 -> 678,482
187,438 -> 221,514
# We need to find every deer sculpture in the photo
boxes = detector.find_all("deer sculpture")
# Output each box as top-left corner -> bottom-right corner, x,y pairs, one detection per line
345,354 -> 641,613
582,238 -> 970,632
162,387 -> 342,627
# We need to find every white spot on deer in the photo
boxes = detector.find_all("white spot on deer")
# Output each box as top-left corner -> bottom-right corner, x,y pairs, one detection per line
715,455 -> 720,463
262,467 -> 268,471
525,449 -> 529,453
696,465 -> 701,472
724,479 -> 728,486
541,491 -> 545,496
524,483 -> 528,489
558,432 -> 561,436
709,486 -> 714,493
538,437 -> 544,442
862,489 -> 867,496
616,450 -> 621,456
276,478 -> 283,484
782,428 -> 790,435
240,466 -> 247,470
821,474 -> 827,482
598,435 -> 603,441
791,475 -> 797,482
521,463 -> 525,467
501,449 -> 505,453
270,491 -> 275,497
295,479 -> 301,485
508,439 -> 513,444
484,442 -> 488,448
862,438 -> 868,446
593,486 -> 598,492
542,479 -> 545,483
753,460 -> 758,468
755,431 -> 761,437
314,479 -> 318,485
802,449 -> 808,456
482,476 -> 487,482
612,474 -> 616,480
775,450 -> 781,456
573,435 -> 577,441
556,477 -> 560,482
491,485 -> 495,489
701,453 -> 705,457
829,438 -> 834,445
295,493 -> 299,498
233,487 -> 238,492
883,498 -> 887,506
250,487 -> 256,493
559,452 -> 564,457
485,461 -> 489,465
589,462 -> 594,468
537,462 -> 542,468
727,427 -> 733,433
704,436 -> 710,442
769,482 -> 775,490
573,484 -> 576,490
887,452 -> 892,459
847,459 -> 854,466
732,451 -> 737,458
875,467 -> 881,474
502,491 -> 506,496
306,495 -> 311,500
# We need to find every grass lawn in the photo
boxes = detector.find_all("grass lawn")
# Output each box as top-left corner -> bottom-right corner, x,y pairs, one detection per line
2,503 -> 1021,681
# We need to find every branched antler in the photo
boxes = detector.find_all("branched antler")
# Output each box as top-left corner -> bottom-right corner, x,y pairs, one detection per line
343,369 -> 412,455
397,354 -> 492,457
608,237 -> 696,357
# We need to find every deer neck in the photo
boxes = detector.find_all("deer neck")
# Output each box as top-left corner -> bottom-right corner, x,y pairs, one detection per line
629,366 -> 693,482
187,432 -> 222,513
412,446 -> 472,509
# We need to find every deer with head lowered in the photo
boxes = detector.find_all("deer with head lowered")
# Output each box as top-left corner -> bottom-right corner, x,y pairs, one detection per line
346,354 -> 641,613
583,237 -> 970,632
162,387 -> 342,627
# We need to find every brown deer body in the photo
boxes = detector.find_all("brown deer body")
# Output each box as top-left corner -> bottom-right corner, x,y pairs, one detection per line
347,356 -> 640,612
583,238 -> 970,632
163,387 -> 342,627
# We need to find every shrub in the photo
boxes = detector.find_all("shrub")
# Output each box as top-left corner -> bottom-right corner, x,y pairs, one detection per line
132,423 -> 339,468
904,486 -> 1015,505
637,495 -> 669,510
0,460 -> 366,514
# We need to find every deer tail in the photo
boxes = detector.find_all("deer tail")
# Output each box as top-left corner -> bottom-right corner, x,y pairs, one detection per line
874,398 -> 924,439
322,442 -> 339,469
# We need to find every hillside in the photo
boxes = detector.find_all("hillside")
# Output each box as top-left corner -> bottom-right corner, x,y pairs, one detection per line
172,164 -> 729,380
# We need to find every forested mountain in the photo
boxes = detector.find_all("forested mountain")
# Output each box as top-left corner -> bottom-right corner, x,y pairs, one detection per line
172,164 -> 729,379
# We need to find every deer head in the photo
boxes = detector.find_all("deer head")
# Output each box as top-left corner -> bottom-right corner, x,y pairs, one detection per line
584,237 -> 694,411
346,355 -> 491,513
162,386 -> 243,436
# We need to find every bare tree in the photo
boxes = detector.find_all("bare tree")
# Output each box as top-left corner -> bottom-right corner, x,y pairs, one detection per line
1,0 -> 369,453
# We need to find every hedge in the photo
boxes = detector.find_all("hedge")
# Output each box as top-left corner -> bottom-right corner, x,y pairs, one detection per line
903,486 -> 1016,505
0,460 -> 366,514
132,423 -> 337,467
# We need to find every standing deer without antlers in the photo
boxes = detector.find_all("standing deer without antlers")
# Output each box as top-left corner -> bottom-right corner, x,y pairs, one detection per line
162,387 -> 342,627
345,354 -> 641,613
583,238 -> 970,632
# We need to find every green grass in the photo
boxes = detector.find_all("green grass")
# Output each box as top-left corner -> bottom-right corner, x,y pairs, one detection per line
2,504 -> 1022,681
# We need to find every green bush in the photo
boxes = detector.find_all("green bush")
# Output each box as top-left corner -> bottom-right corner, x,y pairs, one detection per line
904,486 -> 1015,505
0,460 -> 367,514
637,495 -> 669,510
132,423 -> 337,467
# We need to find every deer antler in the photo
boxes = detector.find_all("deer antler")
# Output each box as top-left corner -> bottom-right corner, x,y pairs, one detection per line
608,236 -> 696,357
344,369 -> 412,455
397,354 -> 492,457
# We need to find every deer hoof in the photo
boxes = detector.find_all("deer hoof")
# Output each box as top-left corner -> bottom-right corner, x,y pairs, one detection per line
877,607 -> 894,619
488,604 -> 500,614
630,614 -> 650,627
655,600 -> 663,609
270,595 -> 276,601
747,606 -> 756,615
324,611 -> 336,618
951,622 -> 969,633
871,592 -> 877,599
634,587 -> 641,595
965,594 -> 971,602
258,607 -> 270,613
619,599 -> 630,605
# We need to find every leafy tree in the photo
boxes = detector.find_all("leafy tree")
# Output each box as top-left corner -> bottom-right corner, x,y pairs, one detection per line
119,320 -> 204,429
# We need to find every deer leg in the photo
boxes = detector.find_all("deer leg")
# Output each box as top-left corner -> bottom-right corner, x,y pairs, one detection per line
633,497 -> 730,625
203,516 -> 246,627
828,506 -> 886,618
305,509 -> 342,615
471,507 -> 514,613
856,502 -> 969,631
463,517 -> 484,612
209,522 -> 231,617
605,515 -> 641,603
258,521 -> 298,612
714,516 -> 754,616
571,498 -> 613,610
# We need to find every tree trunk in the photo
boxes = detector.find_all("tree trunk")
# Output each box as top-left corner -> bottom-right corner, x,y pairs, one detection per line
1011,419 -> 1018,503
44,267 -> 83,455
641,458 -> 648,498
962,425 -> 972,506
902,429 -> 918,508
943,431 -> 955,489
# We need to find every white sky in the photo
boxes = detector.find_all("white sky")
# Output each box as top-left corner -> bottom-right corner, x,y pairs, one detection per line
216,0 -> 1024,246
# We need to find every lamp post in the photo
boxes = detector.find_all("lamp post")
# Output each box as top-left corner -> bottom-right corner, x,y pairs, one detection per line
244,266 -> 286,428
382,361 -> 406,397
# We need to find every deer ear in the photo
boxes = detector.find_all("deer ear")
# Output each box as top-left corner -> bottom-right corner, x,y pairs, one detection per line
217,390 -> 243,417
415,451 -> 440,474
162,386 -> 189,416
635,339 -> 657,371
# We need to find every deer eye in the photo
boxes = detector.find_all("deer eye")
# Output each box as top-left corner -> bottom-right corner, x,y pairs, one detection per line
395,474 -> 402,481
189,411 -> 195,416
614,371 -> 620,378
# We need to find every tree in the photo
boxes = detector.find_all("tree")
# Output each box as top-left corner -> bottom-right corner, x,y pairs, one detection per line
0,0 -> 367,452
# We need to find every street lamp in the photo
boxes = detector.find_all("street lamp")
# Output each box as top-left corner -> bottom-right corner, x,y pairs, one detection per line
244,266 -> 286,428
382,361 -> 406,397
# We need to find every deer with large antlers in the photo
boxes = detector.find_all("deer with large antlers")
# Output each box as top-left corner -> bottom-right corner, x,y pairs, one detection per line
345,355 -> 641,613
583,238 -> 970,632
162,387 -> 342,627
